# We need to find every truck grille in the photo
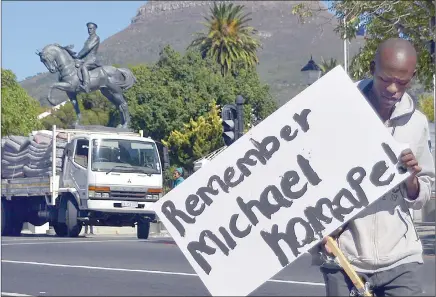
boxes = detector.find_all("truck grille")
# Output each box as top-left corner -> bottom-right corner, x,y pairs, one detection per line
109,191 -> 157,202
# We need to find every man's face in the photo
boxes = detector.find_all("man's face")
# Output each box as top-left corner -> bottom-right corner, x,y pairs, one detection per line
371,53 -> 415,110
87,24 -> 96,35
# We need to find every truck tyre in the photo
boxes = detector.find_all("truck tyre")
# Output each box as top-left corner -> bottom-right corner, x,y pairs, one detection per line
1,200 -> 24,237
53,223 -> 68,237
137,221 -> 150,239
66,199 -> 82,237
57,196 -> 82,238
1,200 -> 6,235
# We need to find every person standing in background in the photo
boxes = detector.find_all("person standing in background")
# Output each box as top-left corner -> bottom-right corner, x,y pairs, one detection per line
172,167 -> 185,188
84,225 -> 94,235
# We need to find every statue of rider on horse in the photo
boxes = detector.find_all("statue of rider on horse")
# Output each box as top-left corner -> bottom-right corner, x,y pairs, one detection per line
74,22 -> 101,93
36,22 -> 136,129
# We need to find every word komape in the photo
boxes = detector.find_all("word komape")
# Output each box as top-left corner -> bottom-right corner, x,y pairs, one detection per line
161,108 -> 405,275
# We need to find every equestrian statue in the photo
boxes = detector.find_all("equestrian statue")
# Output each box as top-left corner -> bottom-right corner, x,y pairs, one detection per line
36,22 -> 136,129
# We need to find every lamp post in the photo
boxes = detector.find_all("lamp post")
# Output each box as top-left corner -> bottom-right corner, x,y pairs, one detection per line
301,56 -> 322,86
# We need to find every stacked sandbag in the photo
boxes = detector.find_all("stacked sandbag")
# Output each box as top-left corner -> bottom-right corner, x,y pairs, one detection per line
1,131 -> 68,179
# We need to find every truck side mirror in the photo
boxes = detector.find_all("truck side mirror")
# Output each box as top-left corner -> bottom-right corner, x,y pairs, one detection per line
163,146 -> 170,170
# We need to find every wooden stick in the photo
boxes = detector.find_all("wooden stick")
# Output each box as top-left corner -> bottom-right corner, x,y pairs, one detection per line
325,236 -> 372,297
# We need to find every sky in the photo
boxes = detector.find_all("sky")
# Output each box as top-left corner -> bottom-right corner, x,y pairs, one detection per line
1,1 -> 145,81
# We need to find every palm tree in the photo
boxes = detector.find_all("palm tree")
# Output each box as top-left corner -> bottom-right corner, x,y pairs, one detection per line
189,2 -> 261,76
319,57 -> 339,76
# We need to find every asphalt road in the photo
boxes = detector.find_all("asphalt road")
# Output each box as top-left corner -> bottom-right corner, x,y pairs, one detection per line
1,235 -> 435,296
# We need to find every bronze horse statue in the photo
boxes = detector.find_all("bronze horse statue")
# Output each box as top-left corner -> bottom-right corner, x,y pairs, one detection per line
36,44 -> 136,128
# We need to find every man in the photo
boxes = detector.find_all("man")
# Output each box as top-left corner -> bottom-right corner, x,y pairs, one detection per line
316,38 -> 435,296
172,167 -> 185,188
74,22 -> 100,93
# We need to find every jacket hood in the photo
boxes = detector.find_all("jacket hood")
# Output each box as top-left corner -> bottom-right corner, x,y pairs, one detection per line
356,79 -> 416,128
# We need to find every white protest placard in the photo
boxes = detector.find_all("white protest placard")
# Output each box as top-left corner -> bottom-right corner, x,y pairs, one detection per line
151,66 -> 410,296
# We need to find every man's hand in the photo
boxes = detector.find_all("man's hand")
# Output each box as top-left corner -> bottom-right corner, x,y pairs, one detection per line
322,227 -> 344,255
400,149 -> 421,199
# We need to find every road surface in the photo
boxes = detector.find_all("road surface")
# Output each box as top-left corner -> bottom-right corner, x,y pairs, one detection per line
1,234 -> 435,296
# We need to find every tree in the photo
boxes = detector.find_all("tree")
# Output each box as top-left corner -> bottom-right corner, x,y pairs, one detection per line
125,46 -> 276,143
292,1 -> 435,90
41,91 -> 116,129
1,69 -> 42,136
189,2 -> 261,76
418,93 -> 434,122
162,101 -> 224,171
319,57 -> 340,76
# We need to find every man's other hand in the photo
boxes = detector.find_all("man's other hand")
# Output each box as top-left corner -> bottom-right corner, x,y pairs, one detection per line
400,149 -> 421,199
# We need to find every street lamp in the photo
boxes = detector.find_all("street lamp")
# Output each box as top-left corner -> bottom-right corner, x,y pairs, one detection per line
301,56 -> 322,86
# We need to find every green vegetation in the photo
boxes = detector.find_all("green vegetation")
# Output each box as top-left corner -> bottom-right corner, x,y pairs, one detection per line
189,2 -> 261,76
418,93 -> 434,122
40,91 -> 115,129
292,0 -> 435,90
319,57 -> 339,76
162,101 -> 223,171
1,69 -> 42,136
125,45 -> 276,146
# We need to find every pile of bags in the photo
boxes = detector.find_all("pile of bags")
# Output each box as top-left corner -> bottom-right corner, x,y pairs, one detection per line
1,131 -> 68,179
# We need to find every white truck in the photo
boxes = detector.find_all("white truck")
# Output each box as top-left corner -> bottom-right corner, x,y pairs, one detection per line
1,125 -> 170,239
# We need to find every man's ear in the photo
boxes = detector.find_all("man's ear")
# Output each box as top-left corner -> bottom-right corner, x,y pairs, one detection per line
370,61 -> 375,75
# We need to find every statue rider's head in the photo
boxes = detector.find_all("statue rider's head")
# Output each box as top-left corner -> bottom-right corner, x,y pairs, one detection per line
86,22 -> 98,35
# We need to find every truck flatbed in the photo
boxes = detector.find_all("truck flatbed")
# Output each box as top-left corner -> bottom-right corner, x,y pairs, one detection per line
1,177 -> 51,197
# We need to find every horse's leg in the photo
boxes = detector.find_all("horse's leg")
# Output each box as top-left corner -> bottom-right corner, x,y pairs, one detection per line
47,82 -> 74,106
101,85 -> 131,129
99,88 -> 122,126
66,92 -> 81,128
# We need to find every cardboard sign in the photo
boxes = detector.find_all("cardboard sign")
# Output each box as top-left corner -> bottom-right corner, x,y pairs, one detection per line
151,66 -> 410,296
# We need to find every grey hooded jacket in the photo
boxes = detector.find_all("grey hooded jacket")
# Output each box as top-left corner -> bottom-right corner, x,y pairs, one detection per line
312,79 -> 435,273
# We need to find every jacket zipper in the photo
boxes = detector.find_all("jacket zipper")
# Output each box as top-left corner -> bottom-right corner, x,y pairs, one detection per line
397,209 -> 409,238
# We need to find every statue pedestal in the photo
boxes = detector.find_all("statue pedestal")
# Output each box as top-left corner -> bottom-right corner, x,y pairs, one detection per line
73,124 -> 134,133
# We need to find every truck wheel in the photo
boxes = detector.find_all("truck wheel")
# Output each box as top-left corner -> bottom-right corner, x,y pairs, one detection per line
57,197 -> 82,238
53,223 -> 68,237
1,200 -> 6,235
65,198 -> 82,237
137,221 -> 150,239
1,200 -> 24,237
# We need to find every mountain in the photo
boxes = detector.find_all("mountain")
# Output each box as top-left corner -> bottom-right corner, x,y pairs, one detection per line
20,1 -> 366,107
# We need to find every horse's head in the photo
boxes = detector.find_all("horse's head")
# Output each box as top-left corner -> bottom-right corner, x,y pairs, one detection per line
36,44 -> 73,74
36,44 -> 59,73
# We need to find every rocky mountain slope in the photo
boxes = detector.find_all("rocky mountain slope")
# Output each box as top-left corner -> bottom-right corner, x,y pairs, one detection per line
20,1 -> 366,107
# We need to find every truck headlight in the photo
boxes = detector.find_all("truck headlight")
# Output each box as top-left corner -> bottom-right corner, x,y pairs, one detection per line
146,194 -> 159,200
89,186 -> 110,199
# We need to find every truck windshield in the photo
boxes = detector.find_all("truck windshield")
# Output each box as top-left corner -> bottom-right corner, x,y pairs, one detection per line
91,139 -> 161,174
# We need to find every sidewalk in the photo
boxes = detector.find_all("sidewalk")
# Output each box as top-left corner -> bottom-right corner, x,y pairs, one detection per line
79,222 -> 169,237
